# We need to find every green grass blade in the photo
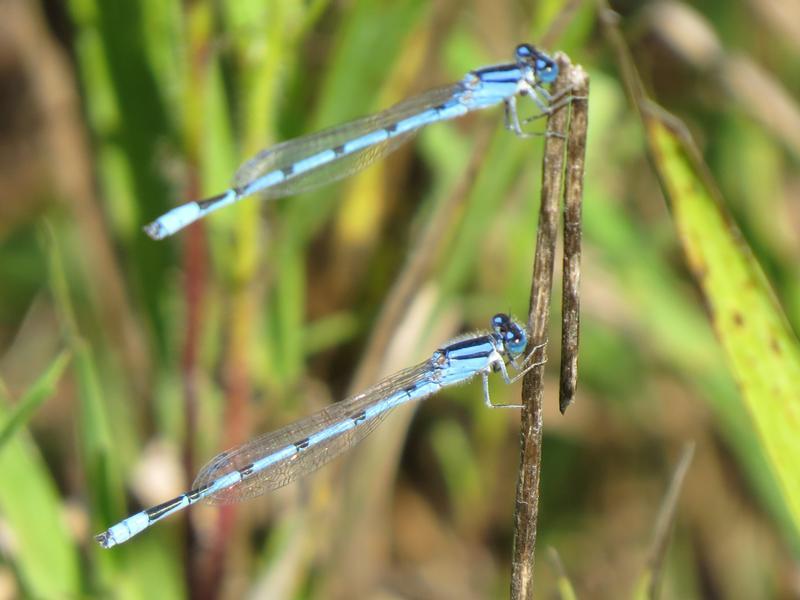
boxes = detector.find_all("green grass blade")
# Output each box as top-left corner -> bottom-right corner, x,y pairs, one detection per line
643,104 -> 800,534
0,351 -> 70,452
44,225 -> 124,526
0,393 -> 81,598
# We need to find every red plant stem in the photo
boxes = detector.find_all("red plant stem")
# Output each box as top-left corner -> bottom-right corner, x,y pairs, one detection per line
182,203 -> 207,597
198,293 -> 254,600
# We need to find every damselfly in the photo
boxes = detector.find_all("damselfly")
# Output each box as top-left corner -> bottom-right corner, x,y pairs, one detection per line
144,44 -> 560,240
96,313 -> 543,547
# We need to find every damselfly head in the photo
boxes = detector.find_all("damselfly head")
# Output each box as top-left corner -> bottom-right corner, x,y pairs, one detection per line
492,313 -> 528,358
515,44 -> 558,85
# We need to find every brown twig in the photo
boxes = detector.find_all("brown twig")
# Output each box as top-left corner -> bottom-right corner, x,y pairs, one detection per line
510,53 -> 574,600
559,67 -> 590,414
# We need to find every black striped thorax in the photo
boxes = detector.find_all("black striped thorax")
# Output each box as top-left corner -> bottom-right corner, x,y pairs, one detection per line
437,334 -> 499,364
471,63 -> 523,85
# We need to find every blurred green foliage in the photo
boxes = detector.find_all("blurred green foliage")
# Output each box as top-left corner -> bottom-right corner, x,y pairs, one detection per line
0,0 -> 799,598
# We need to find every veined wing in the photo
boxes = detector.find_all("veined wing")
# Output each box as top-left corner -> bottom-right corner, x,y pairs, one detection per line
193,359 -> 437,504
233,83 -> 465,199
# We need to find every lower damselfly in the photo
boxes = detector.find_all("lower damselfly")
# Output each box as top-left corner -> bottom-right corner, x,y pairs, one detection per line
96,313 -> 543,547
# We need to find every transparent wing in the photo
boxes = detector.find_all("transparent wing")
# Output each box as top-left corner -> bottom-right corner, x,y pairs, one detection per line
193,360 -> 435,504
232,83 -> 464,199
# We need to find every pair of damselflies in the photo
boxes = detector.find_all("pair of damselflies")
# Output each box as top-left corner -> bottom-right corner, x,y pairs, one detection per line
98,43 -> 561,547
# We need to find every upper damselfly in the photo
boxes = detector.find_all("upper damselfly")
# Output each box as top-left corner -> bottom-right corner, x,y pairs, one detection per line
144,44 -> 559,240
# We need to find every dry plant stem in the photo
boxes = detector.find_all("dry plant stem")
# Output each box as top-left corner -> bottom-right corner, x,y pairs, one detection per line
559,67 -> 590,414
510,53 -> 573,600
646,442 -> 695,600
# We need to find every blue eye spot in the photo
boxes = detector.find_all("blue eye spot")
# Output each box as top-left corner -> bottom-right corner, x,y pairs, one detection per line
515,44 -> 533,59
492,313 -> 510,335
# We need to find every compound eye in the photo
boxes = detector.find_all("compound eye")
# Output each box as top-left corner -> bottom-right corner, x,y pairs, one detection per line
505,327 -> 527,355
535,58 -> 558,83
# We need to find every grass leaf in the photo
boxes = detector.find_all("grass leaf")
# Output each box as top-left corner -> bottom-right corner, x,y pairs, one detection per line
0,376 -> 81,598
0,351 -> 70,451
643,104 -> 800,534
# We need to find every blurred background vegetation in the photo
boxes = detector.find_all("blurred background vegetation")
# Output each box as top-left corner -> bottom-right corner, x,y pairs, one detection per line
0,0 -> 799,598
